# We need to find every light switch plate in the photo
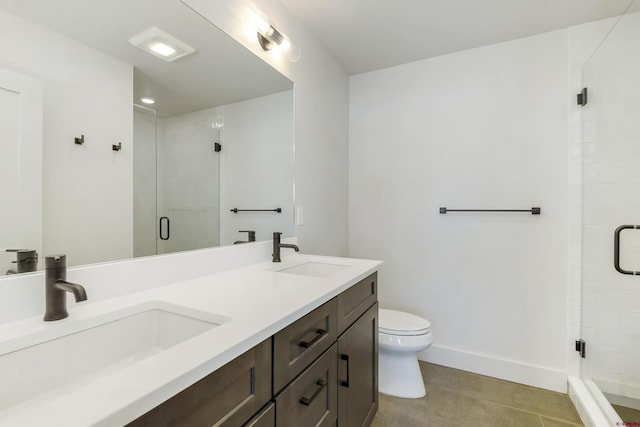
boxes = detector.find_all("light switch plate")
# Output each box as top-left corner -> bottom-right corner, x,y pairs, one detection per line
296,207 -> 304,225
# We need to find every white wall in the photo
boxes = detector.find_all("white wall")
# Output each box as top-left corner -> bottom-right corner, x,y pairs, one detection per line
0,10 -> 133,267
182,0 -> 350,257
221,90 -> 294,245
349,31 -> 570,391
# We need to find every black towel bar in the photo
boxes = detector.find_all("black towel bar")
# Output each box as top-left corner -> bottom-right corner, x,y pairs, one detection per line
439,207 -> 541,215
230,208 -> 282,213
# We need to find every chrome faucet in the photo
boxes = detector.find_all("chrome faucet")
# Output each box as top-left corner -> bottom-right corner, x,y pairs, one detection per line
44,255 -> 87,321
272,232 -> 299,262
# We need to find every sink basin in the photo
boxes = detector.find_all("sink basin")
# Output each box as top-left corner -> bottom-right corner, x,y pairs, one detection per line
0,301 -> 228,411
274,261 -> 351,277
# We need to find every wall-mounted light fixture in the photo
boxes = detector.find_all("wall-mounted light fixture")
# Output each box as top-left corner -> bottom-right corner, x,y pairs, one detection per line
129,27 -> 196,62
246,5 -> 301,62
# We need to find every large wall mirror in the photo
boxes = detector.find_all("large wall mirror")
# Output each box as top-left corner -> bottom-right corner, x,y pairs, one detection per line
0,0 -> 294,276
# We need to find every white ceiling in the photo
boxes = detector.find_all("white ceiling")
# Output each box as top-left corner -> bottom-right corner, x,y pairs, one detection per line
279,0 -> 635,75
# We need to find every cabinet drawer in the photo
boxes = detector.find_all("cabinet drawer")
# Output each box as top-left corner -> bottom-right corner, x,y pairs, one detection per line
275,343 -> 338,427
274,298 -> 338,393
337,272 -> 377,335
244,402 -> 275,427
127,338 -> 272,427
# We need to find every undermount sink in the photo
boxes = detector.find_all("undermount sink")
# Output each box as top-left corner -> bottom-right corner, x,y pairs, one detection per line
0,301 -> 229,412
273,261 -> 351,277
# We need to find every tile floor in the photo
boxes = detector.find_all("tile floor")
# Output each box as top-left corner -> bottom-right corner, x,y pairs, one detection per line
372,362 -> 584,426
613,404 -> 640,424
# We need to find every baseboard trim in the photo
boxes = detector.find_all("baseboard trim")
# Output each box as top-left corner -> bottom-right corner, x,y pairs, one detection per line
420,344 -> 567,393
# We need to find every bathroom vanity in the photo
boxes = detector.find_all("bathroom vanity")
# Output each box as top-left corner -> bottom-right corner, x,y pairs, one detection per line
0,253 -> 381,426
128,272 -> 378,426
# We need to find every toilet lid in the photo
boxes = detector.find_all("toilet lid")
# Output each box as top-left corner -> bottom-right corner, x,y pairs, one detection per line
379,309 -> 431,336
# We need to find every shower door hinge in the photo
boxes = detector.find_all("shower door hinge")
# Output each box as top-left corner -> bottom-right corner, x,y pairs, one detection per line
577,87 -> 588,106
575,339 -> 586,358
214,142 -> 222,152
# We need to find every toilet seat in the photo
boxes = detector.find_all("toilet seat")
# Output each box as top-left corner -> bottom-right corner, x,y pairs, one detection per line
379,308 -> 431,336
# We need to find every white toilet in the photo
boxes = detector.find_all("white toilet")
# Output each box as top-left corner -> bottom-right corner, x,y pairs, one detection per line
378,308 -> 433,398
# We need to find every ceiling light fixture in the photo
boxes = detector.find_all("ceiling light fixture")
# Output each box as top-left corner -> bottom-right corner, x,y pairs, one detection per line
149,42 -> 176,57
129,27 -> 196,62
247,5 -> 301,62
140,97 -> 155,105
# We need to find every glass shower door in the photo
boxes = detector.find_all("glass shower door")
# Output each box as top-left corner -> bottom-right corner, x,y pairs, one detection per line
155,113 -> 221,255
580,1 -> 640,421
133,104 -> 221,257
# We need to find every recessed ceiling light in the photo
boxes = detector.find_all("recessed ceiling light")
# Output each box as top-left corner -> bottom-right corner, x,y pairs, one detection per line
141,97 -> 155,105
129,27 -> 195,62
149,42 -> 176,57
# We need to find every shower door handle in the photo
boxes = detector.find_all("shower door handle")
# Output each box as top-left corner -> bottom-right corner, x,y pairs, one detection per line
614,225 -> 638,275
159,217 -> 170,241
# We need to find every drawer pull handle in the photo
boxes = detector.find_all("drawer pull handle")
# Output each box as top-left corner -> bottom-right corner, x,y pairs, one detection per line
340,354 -> 350,388
299,379 -> 327,406
299,328 -> 327,349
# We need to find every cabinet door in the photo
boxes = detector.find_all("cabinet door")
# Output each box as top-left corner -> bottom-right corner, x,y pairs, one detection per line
274,298 -> 338,393
127,338 -> 272,427
337,273 -> 377,335
337,303 -> 378,427
276,343 -> 338,427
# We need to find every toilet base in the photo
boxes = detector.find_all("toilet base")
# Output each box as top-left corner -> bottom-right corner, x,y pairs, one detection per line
378,350 -> 426,398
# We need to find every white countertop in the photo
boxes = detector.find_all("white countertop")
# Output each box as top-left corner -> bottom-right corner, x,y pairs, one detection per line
0,254 -> 381,426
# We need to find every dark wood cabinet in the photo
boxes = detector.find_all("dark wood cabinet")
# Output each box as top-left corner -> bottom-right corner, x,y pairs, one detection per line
245,402 -> 275,427
337,303 -> 378,427
273,298 -> 338,393
275,343 -> 338,427
127,338 -> 272,427
337,272 -> 377,335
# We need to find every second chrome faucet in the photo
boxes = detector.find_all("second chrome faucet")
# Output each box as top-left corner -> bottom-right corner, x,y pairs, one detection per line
44,255 -> 87,321
272,232 -> 299,262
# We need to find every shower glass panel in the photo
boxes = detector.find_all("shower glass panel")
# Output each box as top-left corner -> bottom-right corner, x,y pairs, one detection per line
155,112 -> 221,255
580,0 -> 640,421
133,104 -> 158,258
133,104 -> 221,257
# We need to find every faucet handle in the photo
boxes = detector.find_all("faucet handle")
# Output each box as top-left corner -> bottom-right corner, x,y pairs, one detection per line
6,249 -> 39,263
239,230 -> 256,242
